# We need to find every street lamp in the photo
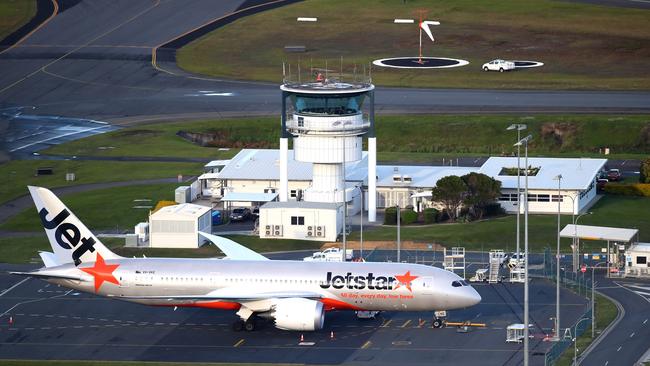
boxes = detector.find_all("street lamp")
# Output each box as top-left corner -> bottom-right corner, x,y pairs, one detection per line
573,317 -> 592,365
514,134 -> 532,366
573,212 -> 593,272
507,124 -> 527,268
591,261 -> 606,338
553,174 -> 562,340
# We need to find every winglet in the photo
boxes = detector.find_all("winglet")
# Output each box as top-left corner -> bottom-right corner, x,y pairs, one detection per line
199,232 -> 268,261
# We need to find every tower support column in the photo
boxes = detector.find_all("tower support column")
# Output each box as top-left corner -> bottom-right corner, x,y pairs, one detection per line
279,137 -> 288,202
368,137 -> 377,222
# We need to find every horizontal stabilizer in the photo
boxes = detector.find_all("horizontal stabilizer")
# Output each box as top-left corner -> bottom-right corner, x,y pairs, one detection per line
38,251 -> 59,268
199,232 -> 268,261
10,269 -> 90,282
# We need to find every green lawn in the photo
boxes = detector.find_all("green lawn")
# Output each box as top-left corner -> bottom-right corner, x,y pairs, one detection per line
44,115 -> 650,160
1,183 -> 179,232
0,160 -> 204,205
0,0 -> 36,41
350,195 -> 650,253
177,0 -> 650,90
0,362 -> 295,366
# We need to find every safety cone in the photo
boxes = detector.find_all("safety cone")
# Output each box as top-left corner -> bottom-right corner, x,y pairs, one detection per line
8,316 -> 13,325
300,334 -> 304,342
330,331 -> 335,339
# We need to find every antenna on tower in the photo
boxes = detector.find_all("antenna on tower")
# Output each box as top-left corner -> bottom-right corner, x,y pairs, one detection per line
282,62 -> 286,81
340,56 -> 343,80
298,60 -> 301,83
325,59 -> 328,81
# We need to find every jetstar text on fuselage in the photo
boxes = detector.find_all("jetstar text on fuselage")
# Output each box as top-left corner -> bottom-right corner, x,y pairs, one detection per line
320,272 -> 397,290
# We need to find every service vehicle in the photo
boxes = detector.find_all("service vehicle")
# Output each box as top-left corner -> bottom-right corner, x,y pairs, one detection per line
482,59 -> 515,72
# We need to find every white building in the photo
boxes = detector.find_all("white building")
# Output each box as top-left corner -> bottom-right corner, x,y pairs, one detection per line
149,204 -> 212,248
259,201 -> 342,242
479,157 -> 607,215
625,243 -> 650,278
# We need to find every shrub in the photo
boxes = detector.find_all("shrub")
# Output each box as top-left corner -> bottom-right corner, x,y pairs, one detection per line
604,183 -> 650,197
423,208 -> 438,224
384,207 -> 397,225
484,202 -> 506,217
641,158 -> 650,183
401,209 -> 418,225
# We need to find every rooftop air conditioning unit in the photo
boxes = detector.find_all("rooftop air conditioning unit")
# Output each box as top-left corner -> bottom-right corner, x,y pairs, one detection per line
266,225 -> 271,230
307,232 -> 313,237
265,230 -> 270,235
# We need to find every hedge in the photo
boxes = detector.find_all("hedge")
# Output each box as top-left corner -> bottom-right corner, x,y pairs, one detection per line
401,210 -> 418,225
603,183 -> 650,197
641,158 -> 650,183
423,208 -> 438,224
384,207 -> 397,225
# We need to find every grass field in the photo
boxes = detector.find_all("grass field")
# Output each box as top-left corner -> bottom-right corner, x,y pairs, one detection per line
0,362 -> 293,366
0,0 -> 35,41
177,0 -> 650,90
0,160 -> 203,205
350,195 -> 650,253
44,115 -> 650,160
1,184 -> 179,232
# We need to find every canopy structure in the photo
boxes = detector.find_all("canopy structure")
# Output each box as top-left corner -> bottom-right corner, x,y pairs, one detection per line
560,224 -> 639,243
221,192 -> 278,203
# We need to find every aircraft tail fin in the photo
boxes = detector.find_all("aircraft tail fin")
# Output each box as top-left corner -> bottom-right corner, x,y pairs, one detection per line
28,186 -> 122,267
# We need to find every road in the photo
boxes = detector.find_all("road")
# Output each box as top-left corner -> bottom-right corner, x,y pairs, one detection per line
579,274 -> 650,366
1,1 -> 649,142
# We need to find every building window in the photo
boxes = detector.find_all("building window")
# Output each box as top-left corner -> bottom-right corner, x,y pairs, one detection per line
551,195 -> 564,202
291,216 -> 305,225
290,190 -> 297,198
637,256 -> 647,265
537,194 -> 550,202
298,116 -> 304,127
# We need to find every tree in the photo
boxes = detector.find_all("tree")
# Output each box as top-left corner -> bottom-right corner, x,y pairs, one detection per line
462,172 -> 502,220
431,176 -> 467,222
640,158 -> 650,183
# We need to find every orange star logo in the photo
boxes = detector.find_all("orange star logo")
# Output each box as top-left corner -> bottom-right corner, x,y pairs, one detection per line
80,253 -> 120,292
394,271 -> 419,292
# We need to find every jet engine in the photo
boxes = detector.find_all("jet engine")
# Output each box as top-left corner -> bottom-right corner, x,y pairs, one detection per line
271,298 -> 324,331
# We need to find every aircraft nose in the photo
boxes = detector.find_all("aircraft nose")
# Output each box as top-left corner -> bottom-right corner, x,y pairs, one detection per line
461,286 -> 482,307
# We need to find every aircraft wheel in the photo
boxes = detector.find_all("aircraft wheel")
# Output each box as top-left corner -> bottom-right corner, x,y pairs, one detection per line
232,320 -> 244,331
433,319 -> 443,328
245,319 -> 256,331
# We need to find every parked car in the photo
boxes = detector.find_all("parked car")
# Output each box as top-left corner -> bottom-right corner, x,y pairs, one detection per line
482,59 -> 515,72
597,178 -> 609,192
229,207 -> 251,221
607,169 -> 621,182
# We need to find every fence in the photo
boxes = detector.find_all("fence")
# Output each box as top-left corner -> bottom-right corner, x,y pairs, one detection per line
542,248 -> 594,366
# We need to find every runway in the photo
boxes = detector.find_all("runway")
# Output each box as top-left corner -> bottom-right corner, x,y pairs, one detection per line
0,254 -> 589,365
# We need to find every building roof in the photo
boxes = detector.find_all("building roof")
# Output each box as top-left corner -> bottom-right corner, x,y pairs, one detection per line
560,224 -> 638,242
217,149 -> 368,182
222,192 -> 278,202
205,160 -> 231,168
479,157 -> 607,190
261,201 -> 341,210
376,165 -> 478,188
628,243 -> 650,253
198,172 -> 220,180
151,203 -> 211,220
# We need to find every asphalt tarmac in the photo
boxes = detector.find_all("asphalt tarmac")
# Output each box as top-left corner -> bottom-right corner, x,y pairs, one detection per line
0,253 -> 589,366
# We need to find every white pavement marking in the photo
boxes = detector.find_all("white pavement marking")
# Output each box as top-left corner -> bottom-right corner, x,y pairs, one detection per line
644,319 -> 648,324
630,332 -> 635,337
605,361 -> 609,365
617,346 -> 622,352
0,278 -> 30,297
9,125 -> 110,152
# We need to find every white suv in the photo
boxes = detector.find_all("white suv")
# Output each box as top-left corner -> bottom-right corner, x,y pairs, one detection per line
482,59 -> 515,72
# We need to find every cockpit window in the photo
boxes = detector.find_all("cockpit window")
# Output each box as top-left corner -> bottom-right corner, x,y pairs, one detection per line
452,281 -> 462,287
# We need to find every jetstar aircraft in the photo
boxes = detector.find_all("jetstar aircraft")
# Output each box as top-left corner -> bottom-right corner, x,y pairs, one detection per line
11,186 -> 481,331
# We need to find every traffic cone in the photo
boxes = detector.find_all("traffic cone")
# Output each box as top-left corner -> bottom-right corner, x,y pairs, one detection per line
300,334 -> 304,342
330,331 -> 335,339
8,316 -> 13,325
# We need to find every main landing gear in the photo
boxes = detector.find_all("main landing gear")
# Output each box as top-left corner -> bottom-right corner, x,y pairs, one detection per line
232,316 -> 261,331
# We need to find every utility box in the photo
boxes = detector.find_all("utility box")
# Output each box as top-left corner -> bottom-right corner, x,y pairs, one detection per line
175,186 -> 191,204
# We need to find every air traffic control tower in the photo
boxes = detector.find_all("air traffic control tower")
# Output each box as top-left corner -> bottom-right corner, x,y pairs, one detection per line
279,75 -> 377,222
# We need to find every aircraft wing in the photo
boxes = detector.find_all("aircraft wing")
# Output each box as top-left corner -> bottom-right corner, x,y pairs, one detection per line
123,288 -> 322,302
199,231 -> 269,261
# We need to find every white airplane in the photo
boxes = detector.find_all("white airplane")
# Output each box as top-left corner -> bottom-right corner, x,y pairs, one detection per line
11,186 -> 481,331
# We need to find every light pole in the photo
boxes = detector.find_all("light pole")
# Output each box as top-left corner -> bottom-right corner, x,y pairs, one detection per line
360,186 -> 364,260
573,317 -> 592,365
507,124 -> 527,270
553,174 -> 562,340
514,134 -> 532,366
573,212 -> 593,272
591,261 -> 606,338
397,204 -> 401,262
